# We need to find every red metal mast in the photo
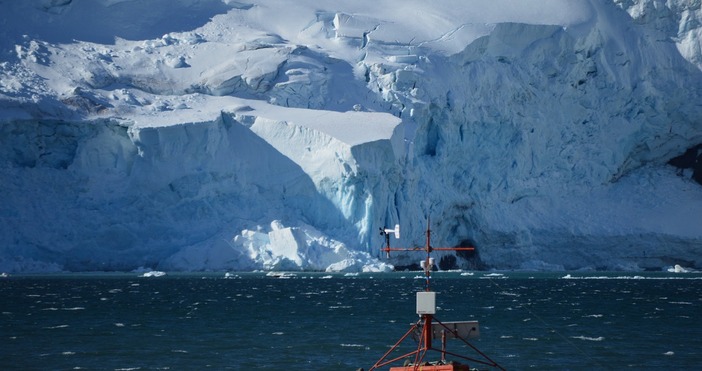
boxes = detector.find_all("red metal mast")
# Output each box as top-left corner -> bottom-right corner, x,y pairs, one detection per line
369,219 -> 505,371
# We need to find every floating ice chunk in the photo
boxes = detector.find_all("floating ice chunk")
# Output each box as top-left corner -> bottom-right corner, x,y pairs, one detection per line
265,271 -> 296,278
667,264 -> 692,273
141,271 -> 166,277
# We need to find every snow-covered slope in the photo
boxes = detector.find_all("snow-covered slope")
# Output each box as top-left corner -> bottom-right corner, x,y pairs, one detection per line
1,0 -> 701,273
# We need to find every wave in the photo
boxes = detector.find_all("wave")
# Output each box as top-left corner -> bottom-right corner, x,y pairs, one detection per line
44,324 -> 69,329
484,273 -> 505,277
562,274 -> 702,280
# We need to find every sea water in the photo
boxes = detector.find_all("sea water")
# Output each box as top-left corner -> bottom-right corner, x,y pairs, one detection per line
1,271 -> 701,370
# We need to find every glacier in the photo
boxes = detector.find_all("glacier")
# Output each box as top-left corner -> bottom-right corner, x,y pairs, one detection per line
0,0 -> 701,273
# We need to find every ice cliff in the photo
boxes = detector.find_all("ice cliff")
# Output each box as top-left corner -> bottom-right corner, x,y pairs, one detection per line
1,0 -> 701,273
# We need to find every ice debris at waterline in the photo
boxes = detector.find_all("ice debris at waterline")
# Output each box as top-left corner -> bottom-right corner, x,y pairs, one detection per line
1,0 -> 702,273
668,264 -> 695,273
141,271 -> 167,278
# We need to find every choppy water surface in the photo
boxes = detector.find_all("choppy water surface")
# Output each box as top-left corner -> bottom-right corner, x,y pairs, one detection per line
1,271 -> 701,370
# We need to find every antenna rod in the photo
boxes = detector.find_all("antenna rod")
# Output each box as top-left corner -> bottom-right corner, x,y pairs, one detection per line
424,219 -> 432,291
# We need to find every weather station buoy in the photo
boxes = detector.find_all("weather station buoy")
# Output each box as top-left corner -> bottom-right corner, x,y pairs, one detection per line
366,219 -> 505,371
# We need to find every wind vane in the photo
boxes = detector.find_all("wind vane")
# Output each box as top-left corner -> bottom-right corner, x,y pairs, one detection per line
379,218 -> 475,290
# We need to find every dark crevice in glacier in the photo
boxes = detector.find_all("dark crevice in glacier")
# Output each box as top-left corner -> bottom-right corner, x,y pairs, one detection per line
668,143 -> 702,185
